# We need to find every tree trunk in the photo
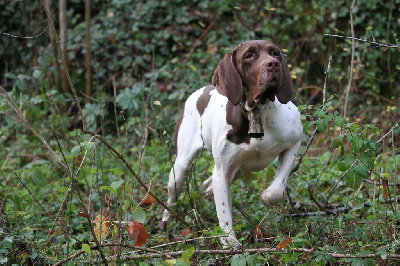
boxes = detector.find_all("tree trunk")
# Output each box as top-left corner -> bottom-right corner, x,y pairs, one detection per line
85,0 -> 92,103
59,0 -> 68,93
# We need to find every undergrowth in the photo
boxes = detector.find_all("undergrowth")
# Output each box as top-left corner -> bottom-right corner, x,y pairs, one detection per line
1,0 -> 399,265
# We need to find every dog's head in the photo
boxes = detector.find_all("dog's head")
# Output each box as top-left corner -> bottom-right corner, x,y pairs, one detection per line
212,40 -> 293,109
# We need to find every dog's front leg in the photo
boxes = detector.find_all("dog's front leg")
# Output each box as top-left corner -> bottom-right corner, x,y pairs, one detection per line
260,140 -> 301,205
211,166 -> 240,249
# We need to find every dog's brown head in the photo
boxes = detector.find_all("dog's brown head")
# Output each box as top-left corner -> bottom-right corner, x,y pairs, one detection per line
212,40 -> 293,108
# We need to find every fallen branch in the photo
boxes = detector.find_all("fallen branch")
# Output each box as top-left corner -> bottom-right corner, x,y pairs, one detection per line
83,246 -> 400,263
290,196 -> 400,217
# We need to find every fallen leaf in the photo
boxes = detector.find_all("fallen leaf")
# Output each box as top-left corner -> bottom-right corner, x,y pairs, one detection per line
127,221 -> 148,246
276,237 -> 292,250
179,229 -> 193,238
139,193 -> 155,207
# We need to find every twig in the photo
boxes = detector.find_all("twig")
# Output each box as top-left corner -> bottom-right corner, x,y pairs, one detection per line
83,246 -> 400,263
54,243 -> 170,266
343,0 -> 356,119
0,25 -> 49,39
290,196 -> 400,217
324,34 -> 400,50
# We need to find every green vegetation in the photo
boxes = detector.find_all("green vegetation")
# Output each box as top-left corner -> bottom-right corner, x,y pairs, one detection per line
0,0 -> 399,264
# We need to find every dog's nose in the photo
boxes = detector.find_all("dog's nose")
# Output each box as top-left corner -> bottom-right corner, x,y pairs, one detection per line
265,58 -> 280,72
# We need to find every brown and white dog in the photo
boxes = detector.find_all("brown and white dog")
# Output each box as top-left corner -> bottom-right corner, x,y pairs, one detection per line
158,40 -> 303,248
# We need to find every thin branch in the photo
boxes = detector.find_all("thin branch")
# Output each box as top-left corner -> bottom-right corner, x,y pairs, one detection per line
290,196 -> 400,217
0,25 -> 49,39
324,34 -> 400,50
343,0 -> 356,119
83,246 -> 400,263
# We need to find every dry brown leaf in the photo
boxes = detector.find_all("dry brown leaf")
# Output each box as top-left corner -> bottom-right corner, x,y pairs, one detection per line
382,178 -> 389,199
139,193 -> 155,207
276,237 -> 292,250
127,221 -> 148,246
179,229 -> 193,238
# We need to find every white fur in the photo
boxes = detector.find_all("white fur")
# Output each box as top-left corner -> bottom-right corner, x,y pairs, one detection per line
161,86 -> 303,248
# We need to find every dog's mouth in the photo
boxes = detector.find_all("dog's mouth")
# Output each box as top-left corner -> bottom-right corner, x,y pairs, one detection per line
254,80 -> 279,104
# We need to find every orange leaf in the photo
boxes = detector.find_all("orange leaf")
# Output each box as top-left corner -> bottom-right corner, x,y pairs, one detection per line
94,215 -> 110,241
139,194 -> 155,207
382,178 -> 389,199
276,237 -> 292,250
127,221 -> 148,246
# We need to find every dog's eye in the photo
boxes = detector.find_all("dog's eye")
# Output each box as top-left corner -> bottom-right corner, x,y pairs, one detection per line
270,50 -> 280,57
244,52 -> 255,60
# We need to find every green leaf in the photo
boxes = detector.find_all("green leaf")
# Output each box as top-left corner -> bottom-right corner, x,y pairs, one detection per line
108,168 -> 123,176
354,164 -> 368,178
82,243 -> 91,254
71,145 -> 80,157
346,169 -> 362,189
359,153 -> 374,168
313,109 -> 326,119
231,253 -> 255,266
338,154 -> 356,171
333,115 -> 346,127
333,135 -> 344,149
110,179 -> 124,191
100,186 -> 117,193
132,207 -> 146,223
348,122 -> 361,131
83,141 -> 94,151
303,121 -> 316,133
182,246 -> 195,262
30,169 -> 48,186
349,134 -> 363,153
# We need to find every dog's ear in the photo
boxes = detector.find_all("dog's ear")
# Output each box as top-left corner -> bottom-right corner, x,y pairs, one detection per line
276,56 -> 294,104
212,48 -> 243,106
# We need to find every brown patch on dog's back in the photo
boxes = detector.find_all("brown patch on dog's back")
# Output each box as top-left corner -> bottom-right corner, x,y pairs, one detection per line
196,85 -> 215,116
226,102 -> 251,145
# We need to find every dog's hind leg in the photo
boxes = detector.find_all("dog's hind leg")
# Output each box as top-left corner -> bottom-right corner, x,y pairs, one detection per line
158,108 -> 204,230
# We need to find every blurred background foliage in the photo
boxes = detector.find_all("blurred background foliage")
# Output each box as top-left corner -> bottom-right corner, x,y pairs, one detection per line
1,0 -> 399,136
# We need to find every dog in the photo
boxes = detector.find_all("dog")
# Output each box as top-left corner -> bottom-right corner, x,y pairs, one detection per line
158,40 -> 303,248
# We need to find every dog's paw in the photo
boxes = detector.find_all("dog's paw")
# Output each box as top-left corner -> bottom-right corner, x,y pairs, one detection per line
260,188 -> 284,206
